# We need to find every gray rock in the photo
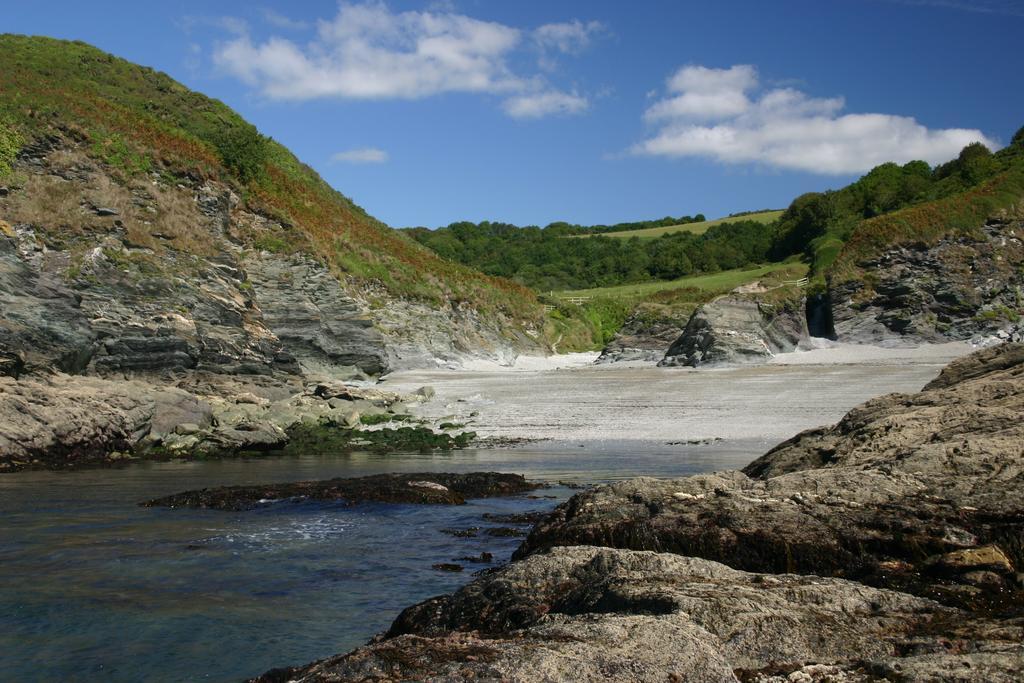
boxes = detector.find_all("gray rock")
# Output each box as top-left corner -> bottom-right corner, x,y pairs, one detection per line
244,253 -> 389,376
0,374 -> 190,470
413,385 -> 436,400
660,294 -> 807,367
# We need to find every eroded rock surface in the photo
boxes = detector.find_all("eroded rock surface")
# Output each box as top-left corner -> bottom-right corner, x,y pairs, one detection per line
245,254 -> 388,377
0,371 -> 464,471
0,374 -> 209,470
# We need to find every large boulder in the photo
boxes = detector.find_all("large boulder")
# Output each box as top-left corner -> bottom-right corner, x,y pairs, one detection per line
660,293 -> 807,367
596,307 -> 689,364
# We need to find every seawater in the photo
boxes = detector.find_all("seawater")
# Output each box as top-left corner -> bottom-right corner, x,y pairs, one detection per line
0,443 -> 759,682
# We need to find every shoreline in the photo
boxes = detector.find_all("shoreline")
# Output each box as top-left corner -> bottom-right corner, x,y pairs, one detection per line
383,341 -> 975,448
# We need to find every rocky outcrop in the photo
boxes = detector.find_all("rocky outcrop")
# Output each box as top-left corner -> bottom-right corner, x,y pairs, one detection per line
659,291 -> 807,367
259,343 -> 1024,681
255,547 -> 1022,683
0,374 -> 210,470
143,472 -> 540,510
595,307 -> 689,364
0,371 -> 458,471
830,216 -> 1024,344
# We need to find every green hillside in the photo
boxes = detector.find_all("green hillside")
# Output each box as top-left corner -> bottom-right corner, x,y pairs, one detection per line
552,261 -> 807,302
569,210 -> 783,240
0,34 -> 542,322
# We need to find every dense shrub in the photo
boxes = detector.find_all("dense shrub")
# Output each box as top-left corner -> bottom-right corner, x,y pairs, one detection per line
210,124 -> 268,183
0,119 -> 21,177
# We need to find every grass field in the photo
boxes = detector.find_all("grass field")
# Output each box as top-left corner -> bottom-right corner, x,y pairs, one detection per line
570,210 -> 784,240
551,261 -> 808,302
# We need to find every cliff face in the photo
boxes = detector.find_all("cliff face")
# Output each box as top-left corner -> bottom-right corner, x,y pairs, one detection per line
830,213 -> 1024,344
0,137 -> 543,381
0,145 -> 383,379
0,35 -> 552,384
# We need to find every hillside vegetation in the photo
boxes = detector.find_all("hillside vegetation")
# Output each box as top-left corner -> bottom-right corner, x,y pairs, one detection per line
407,215 -> 778,292
410,128 -> 1022,308
554,261 -> 806,302
0,34 -> 542,323
772,132 -> 1024,288
570,210 -> 783,240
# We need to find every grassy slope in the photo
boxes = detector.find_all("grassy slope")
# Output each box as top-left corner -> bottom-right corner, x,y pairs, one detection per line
569,210 -> 783,240
553,261 -> 807,301
0,34 -> 544,324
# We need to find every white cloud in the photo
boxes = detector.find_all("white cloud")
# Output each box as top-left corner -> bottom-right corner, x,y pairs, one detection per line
503,90 -> 589,119
217,3 -> 522,100
331,147 -> 389,164
533,19 -> 604,54
213,2 -> 592,119
634,64 -> 996,174
644,65 -> 760,122
666,64 -> 758,95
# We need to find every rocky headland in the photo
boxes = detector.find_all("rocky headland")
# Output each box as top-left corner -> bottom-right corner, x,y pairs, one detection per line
0,124 -> 539,470
257,342 -> 1024,682
0,35 -> 570,472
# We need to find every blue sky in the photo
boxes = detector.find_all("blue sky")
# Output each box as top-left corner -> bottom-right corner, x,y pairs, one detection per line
5,1 -> 1023,227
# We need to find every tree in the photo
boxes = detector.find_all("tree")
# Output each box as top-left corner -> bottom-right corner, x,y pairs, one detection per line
1013,125 -> 1024,148
956,142 -> 996,186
